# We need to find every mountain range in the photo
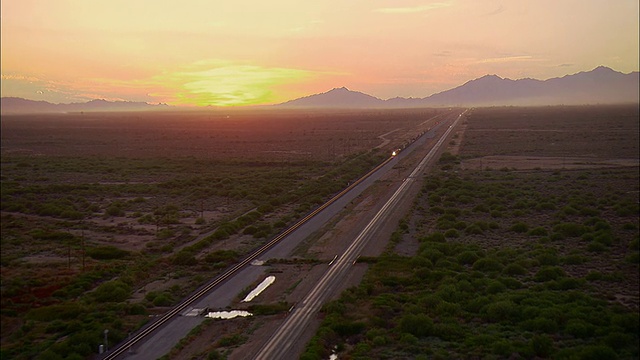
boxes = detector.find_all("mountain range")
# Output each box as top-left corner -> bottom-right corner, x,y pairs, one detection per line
1,66 -> 638,114
0,98 -> 168,114
279,66 -> 639,108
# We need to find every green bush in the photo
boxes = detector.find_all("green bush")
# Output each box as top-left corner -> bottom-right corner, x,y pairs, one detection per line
534,266 -> 566,282
457,251 -> 480,265
422,232 -> 446,243
531,334 -> 554,357
579,345 -> 618,360
553,223 -> 588,237
444,229 -> 460,238
92,280 -> 131,303
87,245 -> 129,260
400,313 -> 434,338
527,227 -> 548,236
152,294 -> 173,307
483,300 -> 518,323
173,250 -> 197,266
587,241 -> 608,252
472,258 -> 503,273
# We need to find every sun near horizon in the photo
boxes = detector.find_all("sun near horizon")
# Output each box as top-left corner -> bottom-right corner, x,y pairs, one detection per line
1,1 -> 638,107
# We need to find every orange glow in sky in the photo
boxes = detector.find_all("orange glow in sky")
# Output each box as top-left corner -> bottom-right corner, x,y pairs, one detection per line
1,1 -> 638,106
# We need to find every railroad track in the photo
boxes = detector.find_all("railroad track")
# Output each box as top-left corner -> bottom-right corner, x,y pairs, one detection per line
103,154 -> 396,359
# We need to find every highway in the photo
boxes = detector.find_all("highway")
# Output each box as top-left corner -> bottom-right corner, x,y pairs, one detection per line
102,109 -> 463,360
253,110 -> 466,359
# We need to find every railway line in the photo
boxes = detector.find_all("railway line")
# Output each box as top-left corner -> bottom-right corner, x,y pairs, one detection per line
103,154 -> 396,359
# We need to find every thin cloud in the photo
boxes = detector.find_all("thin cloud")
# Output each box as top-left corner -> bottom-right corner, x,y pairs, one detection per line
477,55 -> 536,64
373,2 -> 452,14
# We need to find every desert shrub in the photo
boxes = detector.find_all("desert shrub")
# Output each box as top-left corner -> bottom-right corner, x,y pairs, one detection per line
503,263 -> 527,276
587,241 -> 608,252
499,277 -> 522,289
243,226 -> 258,235
472,258 -> 503,273
444,229 -> 459,238
510,222 -> 529,233
521,317 -> 559,333
530,334 -> 554,357
536,253 -> 559,266
614,201 -> 638,217
564,319 -> 594,338
217,334 -> 246,347
486,280 -> 506,294
152,294 -> 173,307
439,152 -> 458,165
105,204 -> 125,217
457,251 -> 480,265
400,313 -> 433,337
625,252 -> 640,264
579,345 -> 618,360
92,280 -> 131,303
173,250 -> 197,266
553,223 -> 588,237
527,227 -> 548,236
128,304 -> 147,315
422,232 -> 446,243
27,303 -> 84,322
204,250 -> 238,264
534,266 -> 566,282
331,320 -> 366,337
465,224 -> 484,235
536,202 -> 556,211
430,206 -> 445,214
593,231 -> 614,246
483,300 -> 518,323
87,245 -> 129,260
157,228 -> 175,239
563,254 -> 587,265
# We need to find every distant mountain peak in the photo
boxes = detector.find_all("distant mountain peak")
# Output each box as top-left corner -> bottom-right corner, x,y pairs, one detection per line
278,66 -> 638,108
479,74 -> 503,80
1,97 -> 170,114
280,85 -> 383,108
592,65 -> 615,72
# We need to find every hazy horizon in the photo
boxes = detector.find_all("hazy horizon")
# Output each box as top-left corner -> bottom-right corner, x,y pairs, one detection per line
2,1 -> 638,107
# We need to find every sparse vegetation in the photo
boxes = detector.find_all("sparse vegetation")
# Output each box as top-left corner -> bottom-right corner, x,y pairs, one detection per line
303,106 -> 639,359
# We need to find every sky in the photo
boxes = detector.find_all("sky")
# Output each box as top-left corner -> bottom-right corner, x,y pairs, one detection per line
1,0 -> 638,107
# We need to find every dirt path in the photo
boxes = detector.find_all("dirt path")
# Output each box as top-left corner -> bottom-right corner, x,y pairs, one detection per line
374,128 -> 401,149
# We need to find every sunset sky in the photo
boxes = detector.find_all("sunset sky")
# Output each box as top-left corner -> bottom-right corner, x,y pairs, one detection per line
1,1 -> 638,107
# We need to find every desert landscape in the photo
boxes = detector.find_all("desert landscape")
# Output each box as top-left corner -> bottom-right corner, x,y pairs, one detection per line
2,2 -> 638,359
2,105 -> 637,359
0,108 -> 444,359
296,105 -> 639,359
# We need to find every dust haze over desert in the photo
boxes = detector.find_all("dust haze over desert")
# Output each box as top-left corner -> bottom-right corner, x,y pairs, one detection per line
1,2 -> 639,360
